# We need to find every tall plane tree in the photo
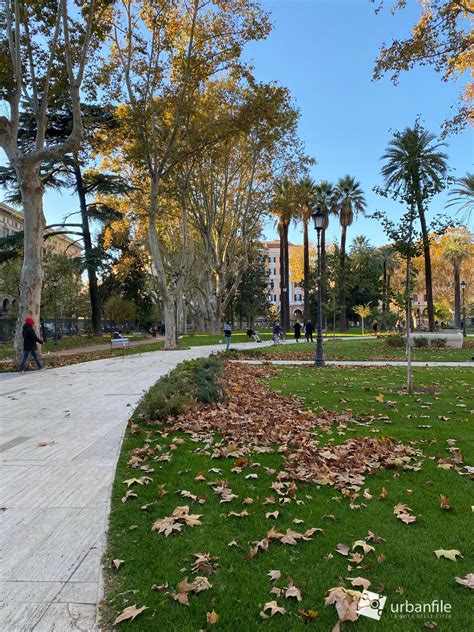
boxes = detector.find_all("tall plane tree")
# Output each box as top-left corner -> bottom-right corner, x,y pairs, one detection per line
0,0 -> 104,355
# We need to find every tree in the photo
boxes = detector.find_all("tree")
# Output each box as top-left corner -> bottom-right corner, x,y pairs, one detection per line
104,296 -> 137,327
334,175 -> 366,332
376,245 -> 399,311
101,0 -> 271,348
0,0 -> 103,356
442,230 -> 472,326
380,124 -> 449,331
373,0 -> 473,134
296,177 -> 317,322
314,180 -> 337,328
447,172 -> 474,221
273,178 -> 299,332
353,303 -> 372,335
234,249 -> 269,327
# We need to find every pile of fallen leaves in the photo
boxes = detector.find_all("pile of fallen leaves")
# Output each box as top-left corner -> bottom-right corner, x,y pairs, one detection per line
168,363 -> 422,492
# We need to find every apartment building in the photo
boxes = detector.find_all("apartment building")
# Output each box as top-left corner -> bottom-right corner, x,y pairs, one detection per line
262,240 -> 304,320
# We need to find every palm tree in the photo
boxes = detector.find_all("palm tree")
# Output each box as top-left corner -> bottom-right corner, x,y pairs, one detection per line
273,178 -> 297,332
443,231 -> 471,327
297,177 -> 317,322
314,180 -> 337,328
447,173 -> 474,222
334,175 -> 366,332
376,245 -> 399,311
381,124 -> 448,331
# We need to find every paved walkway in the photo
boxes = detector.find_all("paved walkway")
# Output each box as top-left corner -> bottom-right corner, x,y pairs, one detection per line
0,340 -> 275,632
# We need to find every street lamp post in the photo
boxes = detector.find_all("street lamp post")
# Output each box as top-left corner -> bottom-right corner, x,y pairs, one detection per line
461,280 -> 467,337
52,280 -> 59,346
311,206 -> 325,367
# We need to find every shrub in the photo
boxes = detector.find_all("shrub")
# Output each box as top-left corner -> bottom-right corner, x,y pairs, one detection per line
431,337 -> 447,348
138,356 -> 223,421
413,336 -> 429,348
385,335 -> 405,348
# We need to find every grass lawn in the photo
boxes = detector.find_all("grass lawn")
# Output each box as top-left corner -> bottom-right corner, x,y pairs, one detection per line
102,363 -> 473,631
230,337 -> 474,363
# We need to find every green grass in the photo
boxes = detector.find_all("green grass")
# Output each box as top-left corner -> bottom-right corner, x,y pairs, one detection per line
103,364 -> 473,631
231,337 -> 474,363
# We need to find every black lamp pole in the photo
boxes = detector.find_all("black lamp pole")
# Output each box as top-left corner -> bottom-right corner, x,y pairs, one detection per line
461,280 -> 467,337
311,206 -> 325,367
52,280 -> 59,346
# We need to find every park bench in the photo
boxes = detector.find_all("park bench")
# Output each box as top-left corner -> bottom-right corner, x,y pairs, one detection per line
110,337 -> 129,357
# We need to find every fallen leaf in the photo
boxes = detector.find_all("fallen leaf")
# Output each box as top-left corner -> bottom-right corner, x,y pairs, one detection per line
206,610 -> 219,624
112,559 -> 124,570
265,511 -> 279,520
378,487 -> 388,500
336,543 -> 350,556
268,570 -> 281,582
113,605 -> 148,625
352,540 -> 374,554
454,573 -> 474,590
439,495 -> 452,511
262,600 -> 286,616
346,577 -> 371,590
434,549 -> 463,561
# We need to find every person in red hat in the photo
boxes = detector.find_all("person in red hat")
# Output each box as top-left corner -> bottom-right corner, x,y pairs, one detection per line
18,317 -> 44,372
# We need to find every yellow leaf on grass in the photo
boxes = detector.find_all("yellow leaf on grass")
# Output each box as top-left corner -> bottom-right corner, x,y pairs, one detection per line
434,549 -> 463,561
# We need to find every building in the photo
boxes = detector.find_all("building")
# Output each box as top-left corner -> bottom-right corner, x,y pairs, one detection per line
0,201 -> 83,316
262,240 -> 305,321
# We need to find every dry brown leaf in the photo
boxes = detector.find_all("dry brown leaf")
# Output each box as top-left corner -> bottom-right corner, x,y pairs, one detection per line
325,586 -> 360,622
454,573 -> 474,590
262,600 -> 286,616
113,605 -> 148,625
439,495 -> 452,511
268,570 -> 281,582
206,610 -> 219,624
336,543 -> 350,556
346,577 -> 371,590
112,559 -> 124,570
378,487 -> 388,500
265,511 -> 279,520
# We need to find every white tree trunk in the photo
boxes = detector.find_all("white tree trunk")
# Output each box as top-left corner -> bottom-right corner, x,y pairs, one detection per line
14,168 -> 46,358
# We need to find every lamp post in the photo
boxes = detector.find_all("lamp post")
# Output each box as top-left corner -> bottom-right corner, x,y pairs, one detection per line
461,280 -> 467,337
52,279 -> 59,346
311,205 -> 325,367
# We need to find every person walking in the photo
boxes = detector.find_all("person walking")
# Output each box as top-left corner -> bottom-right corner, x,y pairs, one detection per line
223,320 -> 232,351
19,317 -> 43,372
272,320 -> 282,343
293,320 -> 302,343
304,320 -> 314,342
373,319 -> 379,337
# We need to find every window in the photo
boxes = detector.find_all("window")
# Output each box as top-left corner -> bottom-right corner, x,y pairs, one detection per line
274,295 -> 277,302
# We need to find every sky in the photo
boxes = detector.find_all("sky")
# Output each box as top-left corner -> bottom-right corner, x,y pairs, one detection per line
1,0 -> 472,247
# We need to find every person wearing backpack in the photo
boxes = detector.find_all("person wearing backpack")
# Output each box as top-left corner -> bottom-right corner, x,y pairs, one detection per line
18,317 -> 43,372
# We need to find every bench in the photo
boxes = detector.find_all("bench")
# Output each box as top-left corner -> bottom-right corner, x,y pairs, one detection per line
111,337 -> 129,357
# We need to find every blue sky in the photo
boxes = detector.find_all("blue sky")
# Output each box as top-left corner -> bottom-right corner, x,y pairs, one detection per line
2,0 -> 472,246
247,0 -> 473,246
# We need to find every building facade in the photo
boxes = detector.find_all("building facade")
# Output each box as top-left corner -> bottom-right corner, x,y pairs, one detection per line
0,201 -> 83,316
262,240 -> 305,321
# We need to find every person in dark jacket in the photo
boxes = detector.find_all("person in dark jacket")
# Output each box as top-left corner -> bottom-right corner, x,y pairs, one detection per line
19,317 -> 43,371
304,320 -> 314,342
293,321 -> 302,342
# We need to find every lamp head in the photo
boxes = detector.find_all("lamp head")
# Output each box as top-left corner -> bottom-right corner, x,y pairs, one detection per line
311,205 -> 324,231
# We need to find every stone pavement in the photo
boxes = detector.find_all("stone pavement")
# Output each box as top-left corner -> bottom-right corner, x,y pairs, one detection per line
0,340 -> 274,632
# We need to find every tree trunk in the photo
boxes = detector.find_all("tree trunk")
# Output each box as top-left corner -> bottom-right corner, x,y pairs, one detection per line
382,262 -> 387,312
338,225 -> 347,332
14,167 -> 46,358
72,156 -> 101,334
415,193 -> 435,331
147,191 -> 176,349
386,272 -> 391,311
303,219 -> 310,322
453,262 -> 461,328
321,228 -> 327,329
405,254 -> 413,394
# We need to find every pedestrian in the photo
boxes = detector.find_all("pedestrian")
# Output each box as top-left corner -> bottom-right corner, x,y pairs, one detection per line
18,317 -> 43,372
293,320 -> 301,342
272,320 -> 282,343
246,327 -> 262,342
223,320 -> 232,351
159,322 -> 165,336
373,319 -> 379,337
304,320 -> 314,342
